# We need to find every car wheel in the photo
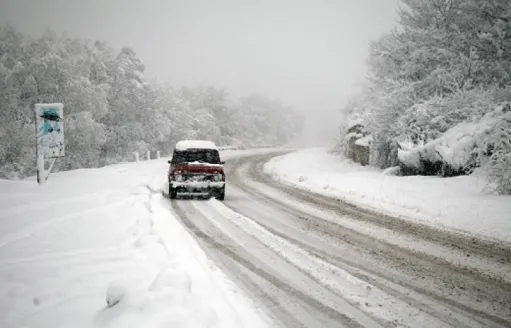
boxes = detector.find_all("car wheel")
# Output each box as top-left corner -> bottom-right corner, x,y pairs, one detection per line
215,187 -> 225,201
169,184 -> 177,199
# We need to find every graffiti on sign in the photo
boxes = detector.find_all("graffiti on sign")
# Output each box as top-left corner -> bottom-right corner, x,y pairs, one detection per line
36,104 -> 65,158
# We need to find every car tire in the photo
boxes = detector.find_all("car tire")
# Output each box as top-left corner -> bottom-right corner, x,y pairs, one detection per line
169,184 -> 177,199
215,187 -> 225,201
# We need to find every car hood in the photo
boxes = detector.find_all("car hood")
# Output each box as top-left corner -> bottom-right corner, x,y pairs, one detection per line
172,162 -> 224,174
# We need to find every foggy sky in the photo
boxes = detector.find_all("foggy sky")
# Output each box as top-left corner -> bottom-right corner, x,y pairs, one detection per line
0,0 -> 399,144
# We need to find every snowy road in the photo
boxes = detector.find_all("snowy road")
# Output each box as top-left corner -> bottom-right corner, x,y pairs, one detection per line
169,152 -> 511,328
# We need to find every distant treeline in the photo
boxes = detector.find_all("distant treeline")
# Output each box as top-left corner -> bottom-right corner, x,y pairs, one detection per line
0,26 -> 302,179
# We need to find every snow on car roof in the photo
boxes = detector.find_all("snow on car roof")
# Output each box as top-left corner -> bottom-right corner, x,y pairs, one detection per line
175,140 -> 218,151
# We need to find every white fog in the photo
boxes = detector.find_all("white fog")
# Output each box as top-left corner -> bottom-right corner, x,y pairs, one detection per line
0,0 -> 399,145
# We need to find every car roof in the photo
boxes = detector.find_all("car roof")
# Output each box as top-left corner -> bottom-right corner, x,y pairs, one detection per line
175,140 -> 218,151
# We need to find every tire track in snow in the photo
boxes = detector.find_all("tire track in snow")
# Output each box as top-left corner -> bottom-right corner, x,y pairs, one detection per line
256,154 -> 511,261
171,199 -> 377,328
227,153 -> 511,327
223,206 -> 499,328
205,199 -> 492,328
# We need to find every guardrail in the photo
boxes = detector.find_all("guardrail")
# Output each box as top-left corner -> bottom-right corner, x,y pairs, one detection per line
133,150 -> 162,162
218,145 -> 241,151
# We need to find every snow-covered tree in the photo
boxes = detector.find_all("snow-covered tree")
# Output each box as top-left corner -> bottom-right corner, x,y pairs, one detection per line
335,0 -> 511,191
485,104 -> 511,194
0,26 -> 303,179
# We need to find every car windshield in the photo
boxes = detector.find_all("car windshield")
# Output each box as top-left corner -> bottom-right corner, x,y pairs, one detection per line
172,149 -> 221,164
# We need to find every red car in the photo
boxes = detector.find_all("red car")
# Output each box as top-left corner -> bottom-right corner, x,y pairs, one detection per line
167,140 -> 226,200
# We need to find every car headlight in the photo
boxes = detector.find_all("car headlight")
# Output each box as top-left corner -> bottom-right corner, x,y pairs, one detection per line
174,174 -> 183,182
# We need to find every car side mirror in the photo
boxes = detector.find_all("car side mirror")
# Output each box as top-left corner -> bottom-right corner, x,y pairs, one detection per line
221,161 -> 225,165
168,160 -> 172,164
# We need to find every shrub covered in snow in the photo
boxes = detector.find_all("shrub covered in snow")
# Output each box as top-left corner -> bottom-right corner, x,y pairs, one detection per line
485,107 -> 511,194
487,152 -> 511,195
397,103 -> 511,179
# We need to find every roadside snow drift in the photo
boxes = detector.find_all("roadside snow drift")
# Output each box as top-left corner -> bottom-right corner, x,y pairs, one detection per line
0,152 -> 269,328
265,148 -> 511,243
398,104 -> 511,176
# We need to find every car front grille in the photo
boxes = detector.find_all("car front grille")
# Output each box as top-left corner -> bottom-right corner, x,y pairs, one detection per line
181,173 -> 216,182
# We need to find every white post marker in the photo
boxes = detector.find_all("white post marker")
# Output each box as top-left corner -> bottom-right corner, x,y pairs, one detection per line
35,103 -> 65,185
156,151 -> 160,159
147,151 -> 150,161
134,152 -> 139,162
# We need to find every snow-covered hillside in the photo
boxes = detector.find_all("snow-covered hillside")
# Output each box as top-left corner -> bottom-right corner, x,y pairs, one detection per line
0,152 -> 269,328
265,148 -> 511,243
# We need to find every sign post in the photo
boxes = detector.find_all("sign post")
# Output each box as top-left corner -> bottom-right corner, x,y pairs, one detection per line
35,103 -> 65,185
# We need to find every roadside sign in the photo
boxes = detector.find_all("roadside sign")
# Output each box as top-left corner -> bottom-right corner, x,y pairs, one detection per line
36,103 -> 65,158
35,103 -> 64,184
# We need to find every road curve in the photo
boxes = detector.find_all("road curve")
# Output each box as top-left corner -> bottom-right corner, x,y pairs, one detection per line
168,152 -> 511,328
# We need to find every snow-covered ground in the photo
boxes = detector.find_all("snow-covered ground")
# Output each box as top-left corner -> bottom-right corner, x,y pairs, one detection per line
0,150 -> 270,328
265,148 -> 511,243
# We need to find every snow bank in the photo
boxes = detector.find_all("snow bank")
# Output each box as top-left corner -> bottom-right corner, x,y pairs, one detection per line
265,148 -> 511,243
0,150 -> 270,328
398,105 -> 511,174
